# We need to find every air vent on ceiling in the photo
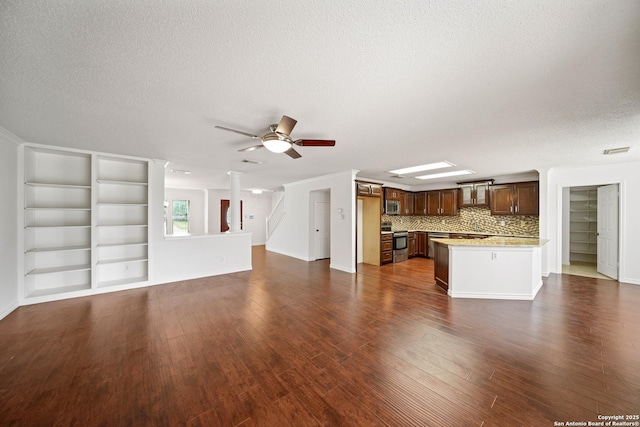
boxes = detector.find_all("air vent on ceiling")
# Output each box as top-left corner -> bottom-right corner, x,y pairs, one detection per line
170,169 -> 191,175
241,159 -> 263,164
603,147 -> 630,155
389,175 -> 405,178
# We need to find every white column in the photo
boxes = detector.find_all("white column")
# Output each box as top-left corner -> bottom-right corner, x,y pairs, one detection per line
228,171 -> 242,232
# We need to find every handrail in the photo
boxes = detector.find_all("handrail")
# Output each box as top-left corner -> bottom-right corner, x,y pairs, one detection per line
266,193 -> 285,240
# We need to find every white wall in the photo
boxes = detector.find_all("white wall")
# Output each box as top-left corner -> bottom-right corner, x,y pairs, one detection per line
266,170 -> 358,273
543,162 -> 640,285
149,162 -> 252,284
207,189 -> 271,245
164,187 -> 207,235
561,187 -> 570,265
0,128 -> 20,319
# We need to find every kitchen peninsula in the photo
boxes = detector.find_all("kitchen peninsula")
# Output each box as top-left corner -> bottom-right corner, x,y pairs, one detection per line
432,236 -> 548,300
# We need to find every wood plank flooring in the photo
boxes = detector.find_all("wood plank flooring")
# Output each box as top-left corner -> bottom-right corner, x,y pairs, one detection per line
1,246 -> 639,426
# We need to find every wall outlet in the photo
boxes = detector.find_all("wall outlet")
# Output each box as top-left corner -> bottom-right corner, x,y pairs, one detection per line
491,252 -> 497,260
441,219 -> 445,224
500,220 -> 505,226
521,220 -> 526,227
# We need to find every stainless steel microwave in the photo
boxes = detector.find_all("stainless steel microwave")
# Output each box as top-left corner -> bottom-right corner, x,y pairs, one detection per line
385,200 -> 400,215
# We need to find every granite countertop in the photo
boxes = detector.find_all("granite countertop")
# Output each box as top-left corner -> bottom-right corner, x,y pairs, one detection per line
431,236 -> 549,247
381,230 -> 538,239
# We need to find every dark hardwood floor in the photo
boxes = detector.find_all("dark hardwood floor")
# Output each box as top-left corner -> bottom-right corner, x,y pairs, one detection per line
1,246 -> 639,426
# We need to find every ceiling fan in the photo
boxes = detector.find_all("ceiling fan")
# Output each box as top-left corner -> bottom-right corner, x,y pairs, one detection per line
215,115 -> 336,159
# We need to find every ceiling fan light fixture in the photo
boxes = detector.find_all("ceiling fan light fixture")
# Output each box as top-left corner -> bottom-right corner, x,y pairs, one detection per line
262,135 -> 292,153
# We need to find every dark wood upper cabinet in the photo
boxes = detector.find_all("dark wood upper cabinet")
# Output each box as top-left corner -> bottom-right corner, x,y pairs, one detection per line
357,181 -> 382,198
458,182 -> 490,207
427,189 -> 458,216
490,181 -> 539,215
404,192 -> 414,215
514,182 -> 539,215
414,192 -> 427,215
384,187 -> 402,200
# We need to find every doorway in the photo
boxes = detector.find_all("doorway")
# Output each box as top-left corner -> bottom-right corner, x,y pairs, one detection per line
220,200 -> 243,232
563,184 -> 618,280
313,201 -> 330,260
309,189 -> 331,261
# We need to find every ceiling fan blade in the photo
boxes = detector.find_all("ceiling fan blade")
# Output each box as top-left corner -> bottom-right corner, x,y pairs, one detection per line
275,115 -> 297,136
294,139 -> 336,147
284,147 -> 302,159
215,126 -> 260,139
238,144 -> 264,152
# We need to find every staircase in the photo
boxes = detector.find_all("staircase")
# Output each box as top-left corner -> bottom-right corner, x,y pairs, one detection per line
266,193 -> 285,240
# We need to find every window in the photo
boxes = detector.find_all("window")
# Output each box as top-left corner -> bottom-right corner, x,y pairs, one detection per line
172,200 -> 190,235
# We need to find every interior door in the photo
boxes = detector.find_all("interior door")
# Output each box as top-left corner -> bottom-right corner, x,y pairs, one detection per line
597,184 -> 618,279
220,200 -> 243,232
314,201 -> 330,260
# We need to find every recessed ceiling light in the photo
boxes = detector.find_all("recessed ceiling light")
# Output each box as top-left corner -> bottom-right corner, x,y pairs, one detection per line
415,170 -> 474,180
603,147 -> 630,155
389,161 -> 454,175
170,169 -> 191,175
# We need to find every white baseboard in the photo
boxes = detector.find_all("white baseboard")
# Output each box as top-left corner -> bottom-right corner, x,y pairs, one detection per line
0,300 -> 19,321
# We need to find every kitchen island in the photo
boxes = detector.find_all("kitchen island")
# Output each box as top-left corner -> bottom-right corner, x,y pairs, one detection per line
432,236 -> 549,300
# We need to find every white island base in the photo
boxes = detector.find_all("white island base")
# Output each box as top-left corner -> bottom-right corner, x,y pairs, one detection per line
433,237 -> 547,300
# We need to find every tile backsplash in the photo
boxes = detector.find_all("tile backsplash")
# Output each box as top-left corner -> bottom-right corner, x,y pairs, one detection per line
382,207 -> 539,236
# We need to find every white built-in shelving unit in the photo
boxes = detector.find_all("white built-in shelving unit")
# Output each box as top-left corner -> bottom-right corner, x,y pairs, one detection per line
569,186 -> 598,264
95,156 -> 149,287
21,145 -> 150,302
23,147 -> 93,298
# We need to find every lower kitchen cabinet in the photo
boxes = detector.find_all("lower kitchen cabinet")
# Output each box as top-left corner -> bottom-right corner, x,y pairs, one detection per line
381,234 -> 393,264
434,241 -> 449,291
408,232 -> 416,257
416,232 -> 428,257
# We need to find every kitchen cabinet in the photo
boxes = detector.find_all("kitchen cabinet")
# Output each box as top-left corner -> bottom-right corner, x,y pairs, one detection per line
490,182 -> 539,216
416,232 -> 428,257
383,187 -> 404,215
426,189 -> 458,216
397,190 -> 406,215
404,192 -> 415,215
414,192 -> 427,215
433,241 -> 449,291
458,182 -> 490,207
384,187 -> 402,201
381,233 -> 393,264
408,232 -> 416,257
357,181 -> 382,198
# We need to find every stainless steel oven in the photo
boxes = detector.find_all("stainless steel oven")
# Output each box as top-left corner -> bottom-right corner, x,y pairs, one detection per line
393,231 -> 408,263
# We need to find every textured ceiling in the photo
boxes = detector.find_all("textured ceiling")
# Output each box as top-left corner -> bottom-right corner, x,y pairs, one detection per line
1,1 -> 639,191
